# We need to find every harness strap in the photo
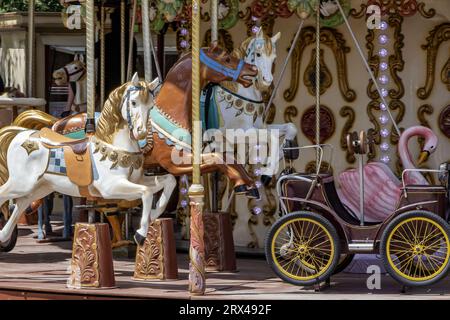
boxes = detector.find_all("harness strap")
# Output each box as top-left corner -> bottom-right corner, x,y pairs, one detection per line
200,50 -> 244,82
219,85 -> 264,104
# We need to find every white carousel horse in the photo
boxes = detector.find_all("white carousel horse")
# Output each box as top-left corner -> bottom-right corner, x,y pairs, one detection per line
338,126 -> 438,222
0,73 -> 176,245
203,29 -> 298,180
53,54 -> 87,114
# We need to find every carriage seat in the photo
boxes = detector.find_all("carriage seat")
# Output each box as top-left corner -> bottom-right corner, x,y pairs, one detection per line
39,127 -> 88,155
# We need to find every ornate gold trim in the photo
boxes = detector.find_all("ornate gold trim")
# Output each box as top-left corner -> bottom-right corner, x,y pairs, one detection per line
21,140 -> 39,155
441,57 -> 450,91
417,23 -> 450,100
339,106 -> 356,164
417,104 -> 433,149
284,26 -> 356,103
92,137 -> 143,172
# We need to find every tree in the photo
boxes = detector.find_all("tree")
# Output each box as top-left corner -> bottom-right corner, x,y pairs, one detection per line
0,0 -> 63,13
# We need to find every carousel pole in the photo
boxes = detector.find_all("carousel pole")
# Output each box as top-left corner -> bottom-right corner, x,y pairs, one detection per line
127,0 -> 138,80
141,0 -> 152,81
100,2 -> 106,109
27,0 -> 35,97
120,0 -> 126,83
210,0 -> 218,45
315,5 -> 321,168
69,0 -> 115,290
188,0 -> 206,296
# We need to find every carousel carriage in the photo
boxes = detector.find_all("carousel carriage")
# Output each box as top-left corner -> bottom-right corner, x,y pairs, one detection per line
266,134 -> 450,287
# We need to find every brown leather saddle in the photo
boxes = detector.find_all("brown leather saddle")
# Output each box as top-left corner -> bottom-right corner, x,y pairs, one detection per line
39,127 -> 92,196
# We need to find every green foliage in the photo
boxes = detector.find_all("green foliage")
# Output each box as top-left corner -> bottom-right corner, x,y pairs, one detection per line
0,0 -> 63,13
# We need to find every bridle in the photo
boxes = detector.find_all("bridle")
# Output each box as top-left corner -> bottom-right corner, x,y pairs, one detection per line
200,49 -> 244,82
123,84 -> 159,140
63,64 -> 86,82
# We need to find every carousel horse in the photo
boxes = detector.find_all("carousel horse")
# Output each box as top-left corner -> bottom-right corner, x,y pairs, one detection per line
202,29 -> 298,181
14,45 -> 260,244
338,126 -> 438,222
0,73 -> 176,246
52,54 -> 87,113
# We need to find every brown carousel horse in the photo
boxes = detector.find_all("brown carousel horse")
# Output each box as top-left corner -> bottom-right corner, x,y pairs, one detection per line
14,45 -> 259,245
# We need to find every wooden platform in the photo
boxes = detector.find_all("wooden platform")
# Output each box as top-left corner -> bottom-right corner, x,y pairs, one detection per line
0,224 -> 449,300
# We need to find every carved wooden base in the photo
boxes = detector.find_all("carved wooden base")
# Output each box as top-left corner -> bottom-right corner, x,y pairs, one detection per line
133,218 -> 178,280
68,223 -> 115,289
204,211 -> 236,272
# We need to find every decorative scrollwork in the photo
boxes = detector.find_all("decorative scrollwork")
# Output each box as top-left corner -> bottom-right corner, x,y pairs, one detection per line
388,100 -> 405,145
417,23 -> 450,100
304,49 -> 332,96
367,0 -> 435,18
305,161 -> 333,175
284,105 -> 298,123
417,104 -> 433,149
438,105 -> 450,139
134,221 -> 164,279
284,26 -> 356,103
339,106 -> 356,164
441,57 -> 450,91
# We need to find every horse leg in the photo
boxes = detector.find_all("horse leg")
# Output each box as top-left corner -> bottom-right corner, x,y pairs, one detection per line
148,174 -> 177,221
0,185 -> 52,244
99,179 -> 156,246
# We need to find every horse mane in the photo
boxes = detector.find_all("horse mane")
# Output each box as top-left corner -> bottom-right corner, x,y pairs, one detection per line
220,34 -> 273,93
95,80 -> 150,144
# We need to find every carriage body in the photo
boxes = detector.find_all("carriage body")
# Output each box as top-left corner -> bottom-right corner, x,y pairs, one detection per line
266,144 -> 450,287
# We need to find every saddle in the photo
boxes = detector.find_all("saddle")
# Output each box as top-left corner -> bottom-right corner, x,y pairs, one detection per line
39,127 -> 92,196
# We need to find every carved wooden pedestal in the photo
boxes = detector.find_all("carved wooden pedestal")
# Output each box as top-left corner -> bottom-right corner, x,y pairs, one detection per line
133,218 -> 178,280
204,212 -> 236,272
68,223 -> 115,289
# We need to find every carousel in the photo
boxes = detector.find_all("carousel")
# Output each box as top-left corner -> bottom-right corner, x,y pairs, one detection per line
0,0 -> 449,299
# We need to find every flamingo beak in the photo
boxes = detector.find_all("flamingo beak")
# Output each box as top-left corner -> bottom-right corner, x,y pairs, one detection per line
417,150 -> 430,165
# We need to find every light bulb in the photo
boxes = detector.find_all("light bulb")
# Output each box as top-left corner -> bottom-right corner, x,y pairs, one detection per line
381,88 -> 388,97
379,75 -> 389,85
380,128 -> 390,137
380,142 -> 389,151
379,114 -> 389,125
380,21 -> 388,30
379,48 -> 388,57
378,34 -> 389,45
252,206 -> 262,215
380,103 -> 387,111
380,155 -> 390,163
181,200 -> 188,208
380,62 -> 388,71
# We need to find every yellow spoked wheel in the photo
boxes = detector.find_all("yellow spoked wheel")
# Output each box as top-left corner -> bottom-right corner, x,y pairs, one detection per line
381,211 -> 450,287
265,211 -> 340,286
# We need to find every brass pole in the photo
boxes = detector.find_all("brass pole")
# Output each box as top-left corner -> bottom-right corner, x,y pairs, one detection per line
27,0 -> 35,97
127,0 -> 138,81
100,3 -> 105,109
85,0 -> 95,124
141,0 -> 152,82
188,0 -> 206,296
120,0 -> 126,83
210,0 -> 218,45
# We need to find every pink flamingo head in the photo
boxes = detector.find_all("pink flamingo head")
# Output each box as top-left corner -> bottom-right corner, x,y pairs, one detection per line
399,126 -> 438,166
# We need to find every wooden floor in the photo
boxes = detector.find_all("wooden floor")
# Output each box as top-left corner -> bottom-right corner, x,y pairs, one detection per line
0,223 -> 449,300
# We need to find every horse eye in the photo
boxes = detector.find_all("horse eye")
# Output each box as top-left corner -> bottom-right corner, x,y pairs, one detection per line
226,57 -> 231,63
131,101 -> 136,106
256,53 -> 261,57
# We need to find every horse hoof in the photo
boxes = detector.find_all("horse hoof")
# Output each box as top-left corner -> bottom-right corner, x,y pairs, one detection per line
134,232 -> 146,246
260,175 -> 272,186
234,185 -> 247,195
246,188 -> 260,200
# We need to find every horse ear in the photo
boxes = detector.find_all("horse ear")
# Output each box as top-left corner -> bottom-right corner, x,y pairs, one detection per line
256,27 -> 264,38
149,77 -> 159,89
74,54 -> 79,61
271,32 -> 281,44
131,72 -> 139,85
79,54 -> 85,63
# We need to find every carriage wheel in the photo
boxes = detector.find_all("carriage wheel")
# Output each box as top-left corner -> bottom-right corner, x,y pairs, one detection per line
333,254 -> 355,275
380,211 -> 450,287
265,211 -> 340,286
0,214 -> 18,253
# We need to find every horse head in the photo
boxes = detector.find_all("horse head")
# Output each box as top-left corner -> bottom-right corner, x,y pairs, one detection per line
53,55 -> 86,86
200,44 -> 257,88
236,29 -> 280,92
96,73 -> 159,143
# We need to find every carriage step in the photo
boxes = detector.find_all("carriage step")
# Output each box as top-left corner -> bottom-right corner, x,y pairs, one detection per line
348,242 -> 374,252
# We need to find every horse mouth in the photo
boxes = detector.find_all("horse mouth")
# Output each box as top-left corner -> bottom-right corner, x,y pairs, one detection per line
240,74 -> 254,88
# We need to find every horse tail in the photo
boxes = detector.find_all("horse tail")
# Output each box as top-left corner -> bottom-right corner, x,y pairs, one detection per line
0,126 -> 28,218
12,110 -> 58,130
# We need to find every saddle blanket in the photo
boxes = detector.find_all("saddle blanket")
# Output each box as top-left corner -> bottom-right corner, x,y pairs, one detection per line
46,147 -> 67,175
